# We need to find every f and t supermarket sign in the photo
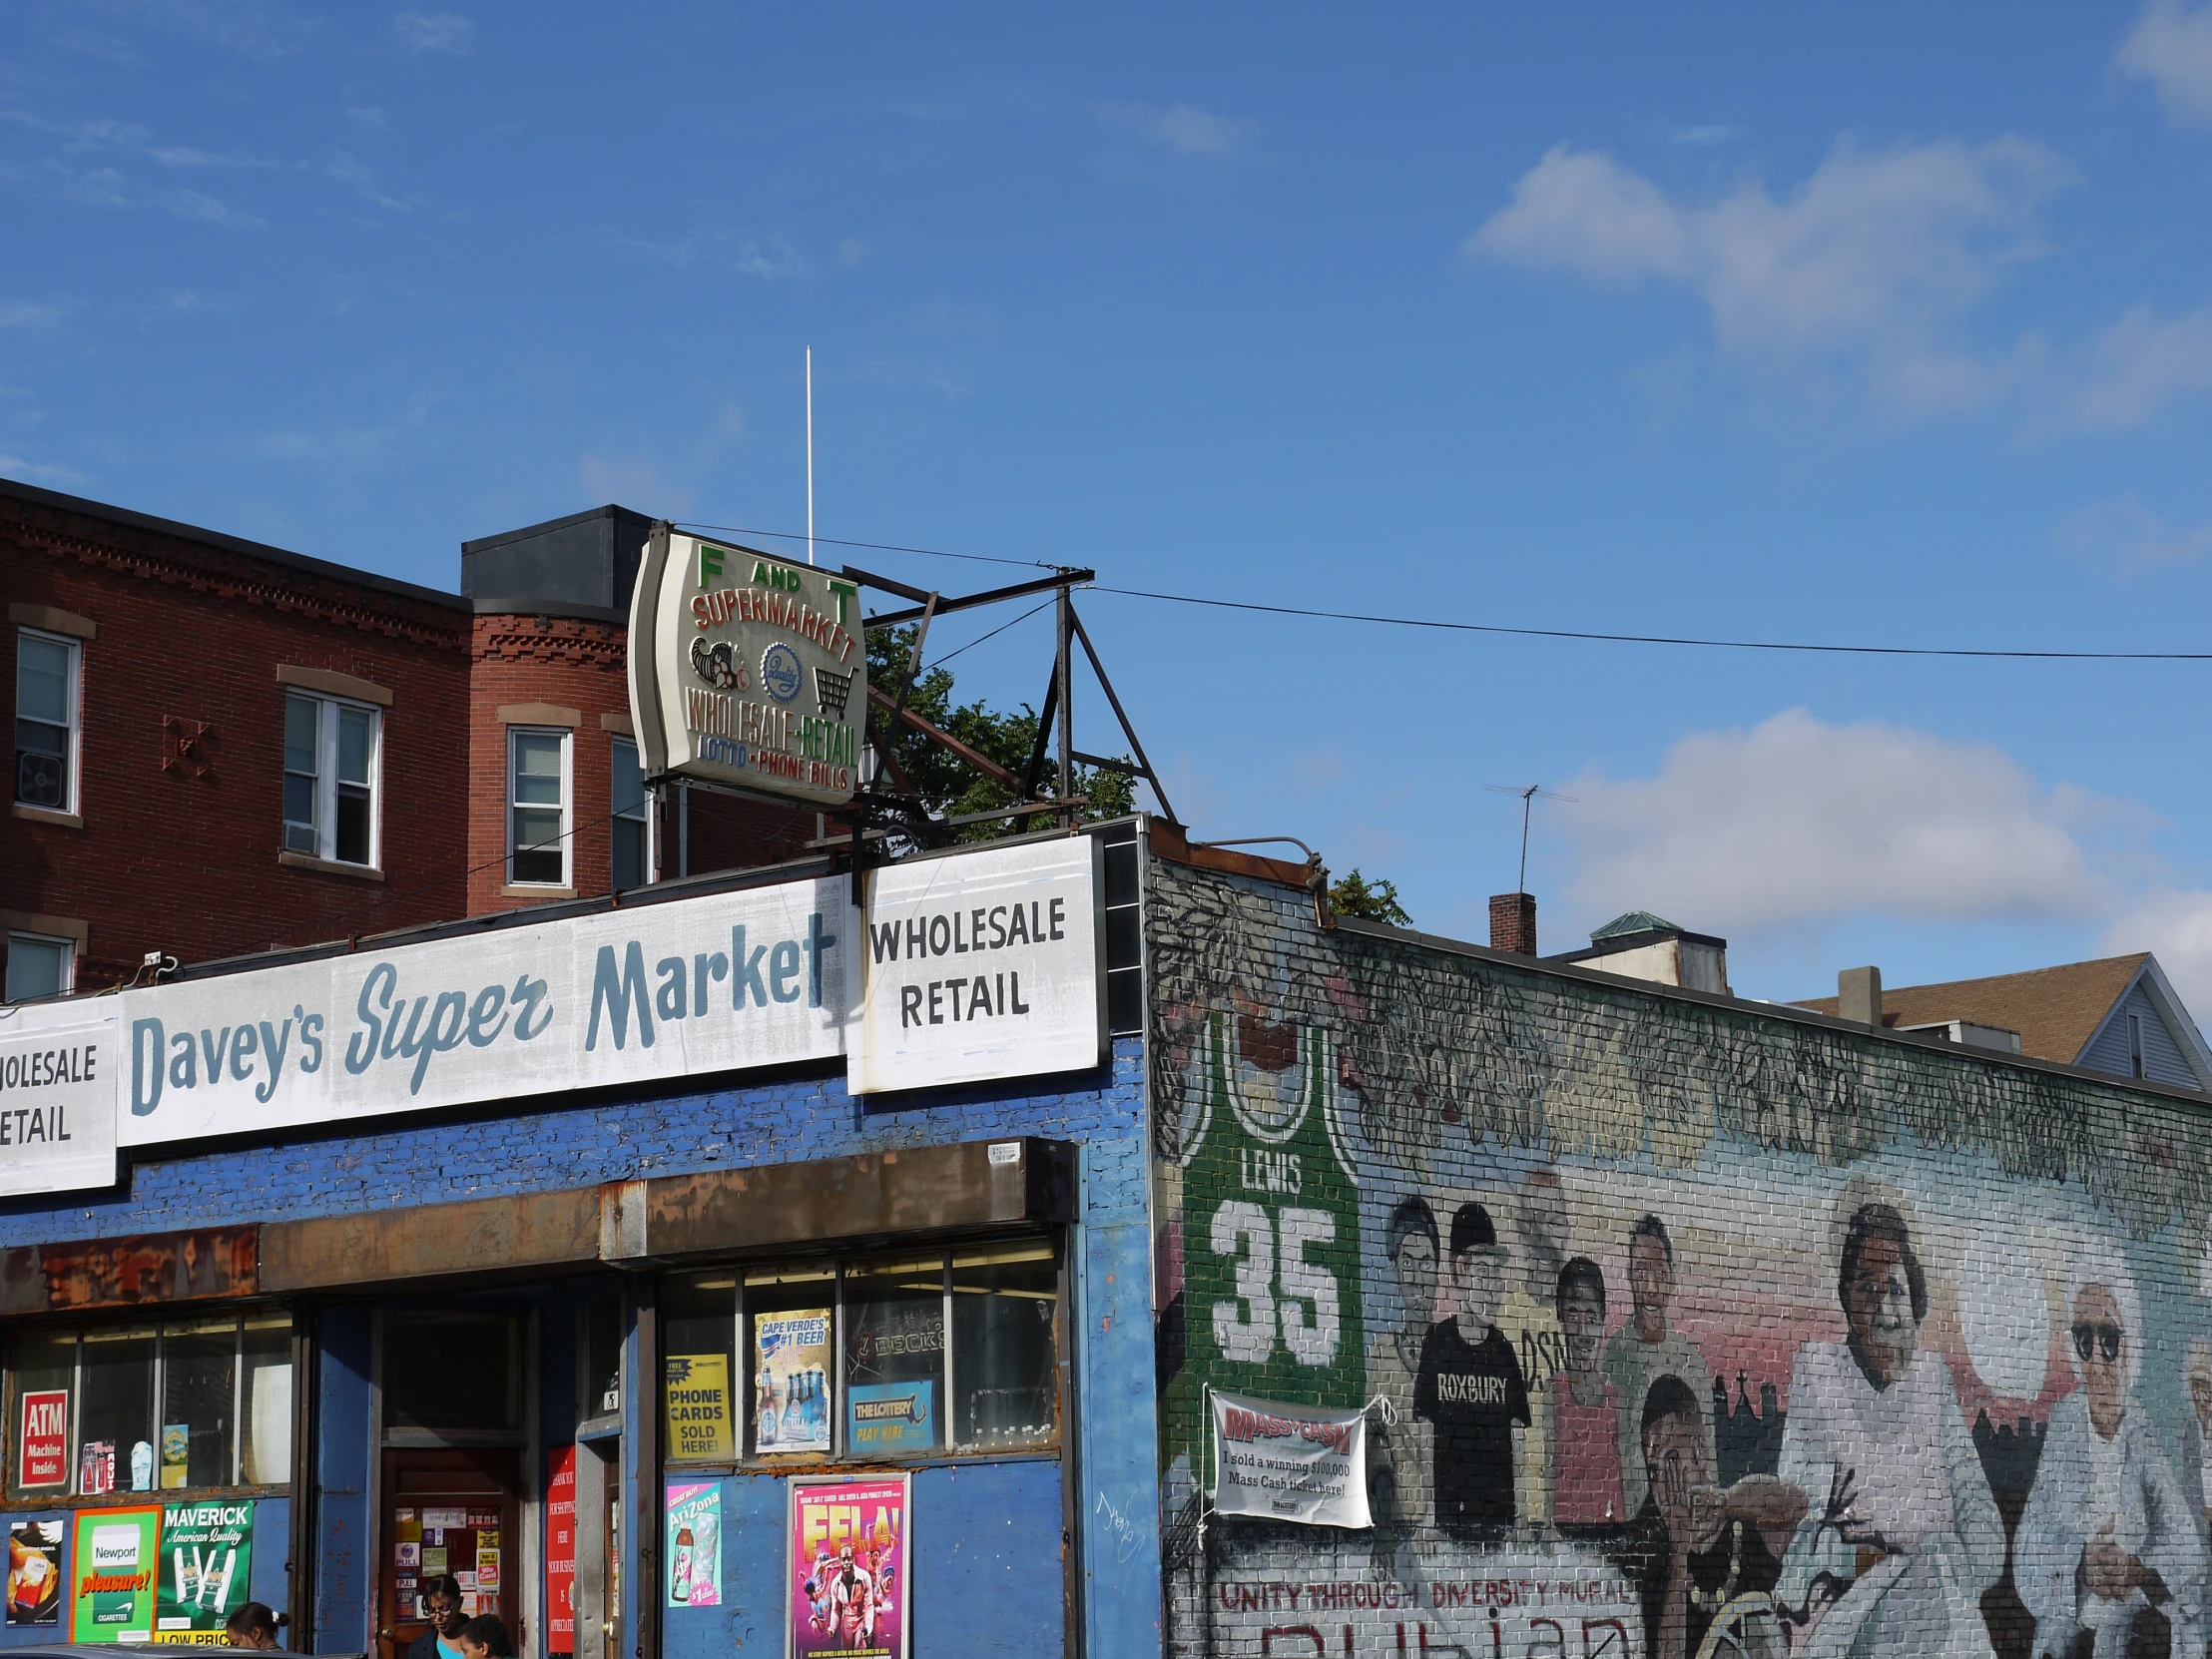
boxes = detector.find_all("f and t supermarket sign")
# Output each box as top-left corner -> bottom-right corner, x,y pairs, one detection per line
628,529 -> 863,807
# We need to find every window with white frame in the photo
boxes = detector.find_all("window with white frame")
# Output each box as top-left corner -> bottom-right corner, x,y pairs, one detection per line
283,692 -> 380,866
5,931 -> 74,1002
14,629 -> 80,813
612,737 -> 650,889
508,727 -> 570,885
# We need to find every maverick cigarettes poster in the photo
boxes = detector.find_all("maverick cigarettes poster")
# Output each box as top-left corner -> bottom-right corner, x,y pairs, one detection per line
8,1517 -> 63,1626
155,1498 -> 253,1642
789,1474 -> 908,1659
70,1505 -> 160,1643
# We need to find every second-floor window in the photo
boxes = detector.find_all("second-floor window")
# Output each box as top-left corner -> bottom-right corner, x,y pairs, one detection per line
15,629 -> 80,813
612,737 -> 650,889
509,727 -> 570,885
283,693 -> 379,865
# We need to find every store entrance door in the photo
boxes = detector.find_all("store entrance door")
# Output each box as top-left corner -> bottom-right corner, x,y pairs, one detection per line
376,1448 -> 521,1659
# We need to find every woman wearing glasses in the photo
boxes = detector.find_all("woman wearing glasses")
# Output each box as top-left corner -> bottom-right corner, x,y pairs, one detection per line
2017,1246 -> 2204,1659
1775,1201 -> 2005,1659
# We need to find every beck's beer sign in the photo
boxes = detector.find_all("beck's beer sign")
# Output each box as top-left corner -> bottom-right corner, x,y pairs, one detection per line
628,528 -> 863,808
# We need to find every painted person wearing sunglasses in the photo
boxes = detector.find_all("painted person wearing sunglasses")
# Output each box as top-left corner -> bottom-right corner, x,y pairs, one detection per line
2017,1247 -> 2206,1659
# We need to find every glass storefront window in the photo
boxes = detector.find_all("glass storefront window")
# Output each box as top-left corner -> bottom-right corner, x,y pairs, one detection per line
951,1243 -> 1059,1448
384,1313 -> 518,1430
240,1317 -> 292,1486
7,1316 -> 292,1496
662,1278 -> 737,1461
744,1265 -> 834,1459
160,1319 -> 236,1489
78,1327 -> 156,1493
843,1258 -> 947,1455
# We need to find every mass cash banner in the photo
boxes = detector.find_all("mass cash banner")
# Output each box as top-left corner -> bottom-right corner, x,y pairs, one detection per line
154,1499 -> 252,1643
1210,1390 -> 1373,1528
791,1475 -> 908,1659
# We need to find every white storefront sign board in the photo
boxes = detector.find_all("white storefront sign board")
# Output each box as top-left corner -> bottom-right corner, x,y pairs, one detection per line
846,836 -> 1105,1095
115,876 -> 848,1148
1210,1390 -> 1373,1528
0,1005 -> 121,1196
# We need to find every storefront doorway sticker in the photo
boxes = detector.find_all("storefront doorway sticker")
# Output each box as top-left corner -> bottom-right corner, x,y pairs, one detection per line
789,1473 -> 908,1659
69,1504 -> 159,1643
665,1481 -> 721,1608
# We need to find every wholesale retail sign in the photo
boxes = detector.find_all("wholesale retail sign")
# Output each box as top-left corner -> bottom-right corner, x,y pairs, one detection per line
70,1505 -> 160,1643
153,1499 -> 252,1643
790,1475 -> 908,1659
847,836 -> 1105,1094
628,530 -> 861,808
113,875 -> 846,1154
0,1004 -> 120,1196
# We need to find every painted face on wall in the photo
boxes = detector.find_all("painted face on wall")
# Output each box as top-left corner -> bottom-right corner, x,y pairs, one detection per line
1453,1247 -> 1505,1334
1643,1407 -> 1712,1533
1628,1234 -> 1675,1328
2189,1371 -> 2212,1426
1560,1282 -> 1606,1377
1395,1231 -> 1438,1334
1845,1234 -> 1919,1385
2073,1283 -> 2128,1439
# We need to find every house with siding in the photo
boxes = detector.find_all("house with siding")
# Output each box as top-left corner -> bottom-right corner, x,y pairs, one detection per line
1792,951 -> 2212,1089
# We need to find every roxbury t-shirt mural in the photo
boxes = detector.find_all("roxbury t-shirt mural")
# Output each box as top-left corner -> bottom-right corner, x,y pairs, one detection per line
1150,858 -> 2212,1659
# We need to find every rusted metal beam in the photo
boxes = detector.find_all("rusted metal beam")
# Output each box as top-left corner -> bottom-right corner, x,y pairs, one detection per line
865,684 -> 1025,792
260,1188 -> 599,1294
0,1227 -> 261,1316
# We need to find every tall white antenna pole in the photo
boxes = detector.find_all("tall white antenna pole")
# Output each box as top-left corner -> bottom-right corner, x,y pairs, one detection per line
805,346 -> 816,566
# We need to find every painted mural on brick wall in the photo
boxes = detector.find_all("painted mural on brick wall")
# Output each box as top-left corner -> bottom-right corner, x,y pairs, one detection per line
1150,867 -> 2212,1659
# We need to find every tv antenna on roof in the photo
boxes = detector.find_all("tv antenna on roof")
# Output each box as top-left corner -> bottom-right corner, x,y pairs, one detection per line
1483,783 -> 1576,895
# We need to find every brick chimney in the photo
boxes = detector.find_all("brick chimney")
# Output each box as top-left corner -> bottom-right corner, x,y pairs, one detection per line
1489,892 -> 1537,956
1839,965 -> 1883,1026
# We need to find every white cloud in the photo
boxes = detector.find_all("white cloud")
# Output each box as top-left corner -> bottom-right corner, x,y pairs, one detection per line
1094,101 -> 1259,160
0,451 -> 91,488
2118,1 -> 2212,127
601,226 -> 806,279
1467,137 -> 2069,413
1557,709 -> 2112,937
2064,302 -> 2212,429
0,299 -> 73,328
2102,889 -> 2212,1022
394,10 -> 472,53
1671,125 -> 1744,148
2054,492 -> 2212,572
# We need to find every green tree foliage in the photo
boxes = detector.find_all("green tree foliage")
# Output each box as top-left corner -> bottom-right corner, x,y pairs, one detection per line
865,624 -> 1134,842
1328,867 -> 1412,926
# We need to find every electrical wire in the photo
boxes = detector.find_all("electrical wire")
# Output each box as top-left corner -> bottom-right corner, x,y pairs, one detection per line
1088,587 -> 2212,662
675,521 -> 1055,571
922,597 -> 1056,672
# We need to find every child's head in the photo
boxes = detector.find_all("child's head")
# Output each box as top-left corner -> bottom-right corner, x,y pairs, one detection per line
457,1615 -> 514,1659
1554,1256 -> 1607,1375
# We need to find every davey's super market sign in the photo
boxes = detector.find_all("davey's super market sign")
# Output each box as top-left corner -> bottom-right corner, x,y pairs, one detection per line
0,837 -> 1110,1197
627,529 -> 863,808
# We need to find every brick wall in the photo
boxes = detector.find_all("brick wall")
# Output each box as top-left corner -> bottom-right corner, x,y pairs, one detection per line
1147,853 -> 2212,1659
1,494 -> 469,981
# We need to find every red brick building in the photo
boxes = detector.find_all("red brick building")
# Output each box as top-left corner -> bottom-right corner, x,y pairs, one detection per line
3,482 -> 811,1000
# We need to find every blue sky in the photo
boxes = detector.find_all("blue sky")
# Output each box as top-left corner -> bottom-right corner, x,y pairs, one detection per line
9,2 -> 2212,1013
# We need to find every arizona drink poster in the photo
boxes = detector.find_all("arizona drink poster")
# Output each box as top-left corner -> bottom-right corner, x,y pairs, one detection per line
789,1474 -> 908,1659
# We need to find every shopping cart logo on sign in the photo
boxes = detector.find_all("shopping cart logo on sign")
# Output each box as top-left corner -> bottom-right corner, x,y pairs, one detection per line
814,666 -> 854,720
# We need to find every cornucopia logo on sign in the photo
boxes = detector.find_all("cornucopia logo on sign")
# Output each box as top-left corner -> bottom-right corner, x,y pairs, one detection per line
630,530 -> 863,809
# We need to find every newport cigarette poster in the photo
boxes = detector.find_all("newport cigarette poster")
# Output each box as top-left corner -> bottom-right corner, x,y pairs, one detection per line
154,1499 -> 253,1642
789,1474 -> 908,1659
69,1505 -> 160,1643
